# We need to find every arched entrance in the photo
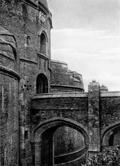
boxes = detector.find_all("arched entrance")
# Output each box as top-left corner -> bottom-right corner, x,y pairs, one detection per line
36,74 -> 48,94
33,118 -> 89,166
102,123 -> 120,148
40,32 -> 47,55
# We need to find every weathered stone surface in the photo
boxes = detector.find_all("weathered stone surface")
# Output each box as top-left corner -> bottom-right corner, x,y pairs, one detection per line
0,73 -> 19,166
1,1 -> 120,166
31,95 -> 88,127
88,81 -> 101,153
51,60 -> 84,92
101,96 -> 120,128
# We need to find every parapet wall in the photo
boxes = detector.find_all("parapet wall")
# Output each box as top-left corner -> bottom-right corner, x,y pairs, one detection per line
50,60 -> 84,92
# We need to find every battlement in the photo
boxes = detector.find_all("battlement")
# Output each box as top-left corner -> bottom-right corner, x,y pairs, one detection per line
50,60 -> 84,92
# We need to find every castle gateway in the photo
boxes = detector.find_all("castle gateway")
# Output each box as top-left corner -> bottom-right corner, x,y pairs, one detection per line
0,0 -> 120,166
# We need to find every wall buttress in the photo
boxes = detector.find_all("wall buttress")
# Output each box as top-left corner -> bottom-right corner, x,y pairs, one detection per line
88,81 -> 101,155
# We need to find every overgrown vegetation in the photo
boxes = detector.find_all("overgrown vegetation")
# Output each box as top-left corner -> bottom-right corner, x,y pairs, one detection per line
83,146 -> 120,166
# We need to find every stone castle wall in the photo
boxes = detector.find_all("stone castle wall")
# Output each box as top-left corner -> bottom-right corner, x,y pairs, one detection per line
1,1 -> 120,166
0,1 -> 52,165
50,60 -> 84,93
0,73 -> 19,166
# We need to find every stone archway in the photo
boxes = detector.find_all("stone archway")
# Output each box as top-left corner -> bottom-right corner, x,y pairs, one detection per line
36,73 -> 48,94
102,122 -> 120,148
33,118 -> 89,166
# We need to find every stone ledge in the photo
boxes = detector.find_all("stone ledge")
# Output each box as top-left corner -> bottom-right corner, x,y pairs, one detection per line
51,84 -> 84,90
0,65 -> 20,80
0,51 -> 15,61
37,52 -> 49,60
20,58 -> 37,65
101,91 -> 120,97
32,92 -> 88,99
21,0 -> 38,10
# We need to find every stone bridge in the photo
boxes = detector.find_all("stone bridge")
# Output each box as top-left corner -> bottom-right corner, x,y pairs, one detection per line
30,81 -> 120,166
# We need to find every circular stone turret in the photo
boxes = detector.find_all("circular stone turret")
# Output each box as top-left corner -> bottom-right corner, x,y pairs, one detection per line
50,60 -> 84,93
0,26 -> 19,166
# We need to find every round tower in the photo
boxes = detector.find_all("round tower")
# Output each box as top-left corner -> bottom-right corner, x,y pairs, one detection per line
50,60 -> 84,93
0,0 -> 52,165
0,26 -> 20,166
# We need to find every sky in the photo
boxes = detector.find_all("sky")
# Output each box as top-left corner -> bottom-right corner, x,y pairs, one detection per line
48,0 -> 120,91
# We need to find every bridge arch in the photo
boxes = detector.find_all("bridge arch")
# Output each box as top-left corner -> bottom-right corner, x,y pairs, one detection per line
102,122 -> 120,148
32,118 -> 89,166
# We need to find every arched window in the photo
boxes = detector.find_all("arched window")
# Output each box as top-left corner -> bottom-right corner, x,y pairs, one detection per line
36,74 -> 48,94
40,32 -> 47,55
